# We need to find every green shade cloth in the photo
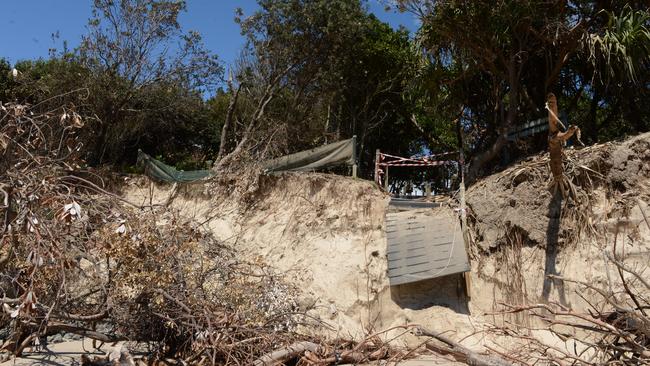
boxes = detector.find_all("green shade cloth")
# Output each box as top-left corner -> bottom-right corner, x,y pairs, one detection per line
262,137 -> 356,173
137,150 -> 213,183
138,136 -> 356,183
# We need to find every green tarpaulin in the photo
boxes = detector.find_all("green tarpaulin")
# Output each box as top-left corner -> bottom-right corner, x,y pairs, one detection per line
262,137 -> 356,173
137,150 -> 213,183
138,136 -> 356,183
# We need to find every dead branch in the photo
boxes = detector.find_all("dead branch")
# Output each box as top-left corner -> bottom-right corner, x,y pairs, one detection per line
604,252 -> 650,291
415,326 -> 513,366
253,341 -> 319,366
217,71 -> 243,162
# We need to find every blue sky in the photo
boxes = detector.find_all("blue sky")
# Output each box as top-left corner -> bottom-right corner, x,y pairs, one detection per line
0,0 -> 418,68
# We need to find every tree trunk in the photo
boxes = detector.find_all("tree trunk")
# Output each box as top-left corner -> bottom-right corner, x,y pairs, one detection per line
214,82 -> 274,170
213,64 -> 294,171
467,59 -> 519,184
324,100 -> 331,143
547,92 -> 579,198
91,121 -> 109,165
586,86 -> 600,143
216,81 -> 241,162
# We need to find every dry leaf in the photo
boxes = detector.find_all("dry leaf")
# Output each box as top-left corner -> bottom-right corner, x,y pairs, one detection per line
0,133 -> 8,150
71,112 -> 84,128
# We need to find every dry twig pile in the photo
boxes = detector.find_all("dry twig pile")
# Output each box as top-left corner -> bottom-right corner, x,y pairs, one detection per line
0,102 -> 409,365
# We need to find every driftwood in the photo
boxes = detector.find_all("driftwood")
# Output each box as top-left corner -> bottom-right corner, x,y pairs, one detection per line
80,342 -> 135,366
416,326 -> 513,366
251,326 -> 411,365
253,341 -> 319,366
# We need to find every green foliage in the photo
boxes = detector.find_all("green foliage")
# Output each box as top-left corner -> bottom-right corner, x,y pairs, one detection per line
67,0 -> 222,166
230,0 -> 424,177
3,0 -> 648,180
239,0 -> 366,88
0,58 -> 18,102
586,5 -> 650,83
9,57 -> 90,104
336,14 -> 424,167
3,55 -> 218,169
399,0 -> 650,179
206,88 -> 230,148
0,0 -> 225,169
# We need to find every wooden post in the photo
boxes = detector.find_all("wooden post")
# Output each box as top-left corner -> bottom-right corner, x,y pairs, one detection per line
456,115 -> 472,300
374,149 -> 380,185
425,182 -> 431,197
384,166 -> 389,192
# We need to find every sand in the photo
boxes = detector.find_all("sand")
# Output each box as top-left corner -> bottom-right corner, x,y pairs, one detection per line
12,131 -> 636,363
123,134 -> 650,356
0,339 -> 106,365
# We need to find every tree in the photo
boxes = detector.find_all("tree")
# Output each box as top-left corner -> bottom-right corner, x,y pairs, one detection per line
215,0 -> 423,178
214,0 -> 369,169
586,5 -> 650,84
333,15 -> 423,174
580,5 -> 650,142
397,0 -> 649,182
78,0 -> 223,164
0,59 -> 18,102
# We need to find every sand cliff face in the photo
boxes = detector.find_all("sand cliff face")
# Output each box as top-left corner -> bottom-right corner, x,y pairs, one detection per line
467,133 -> 650,314
123,133 -> 650,351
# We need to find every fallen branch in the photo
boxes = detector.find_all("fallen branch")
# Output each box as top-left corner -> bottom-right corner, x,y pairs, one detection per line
604,252 -> 650,290
36,322 -> 125,343
253,341 -> 319,366
415,326 -> 513,366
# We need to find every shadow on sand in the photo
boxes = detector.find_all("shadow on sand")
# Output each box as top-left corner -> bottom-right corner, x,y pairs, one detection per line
542,191 -> 570,306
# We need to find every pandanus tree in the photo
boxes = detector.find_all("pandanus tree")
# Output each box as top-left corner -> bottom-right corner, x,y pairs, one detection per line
396,1 -> 649,183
